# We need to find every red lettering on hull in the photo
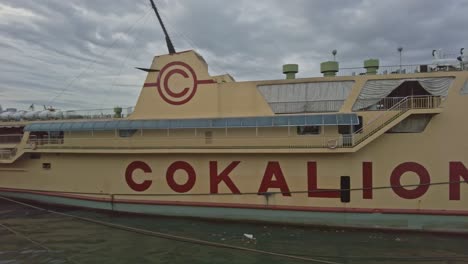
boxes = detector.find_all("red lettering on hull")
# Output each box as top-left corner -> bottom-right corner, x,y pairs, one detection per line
449,162 -> 468,200
166,161 -> 196,193
258,162 -> 291,196
390,162 -> 430,199
122,160 -> 468,202
210,161 -> 241,194
307,162 -> 340,198
125,161 -> 153,192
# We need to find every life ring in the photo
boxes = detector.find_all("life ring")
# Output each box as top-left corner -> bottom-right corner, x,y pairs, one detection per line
327,139 -> 338,149
30,142 -> 37,150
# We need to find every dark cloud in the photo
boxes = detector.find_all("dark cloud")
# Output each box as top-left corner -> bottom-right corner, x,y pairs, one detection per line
0,0 -> 467,110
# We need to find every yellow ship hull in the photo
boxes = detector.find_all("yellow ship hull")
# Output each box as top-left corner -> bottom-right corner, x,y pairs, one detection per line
1,149 -> 468,234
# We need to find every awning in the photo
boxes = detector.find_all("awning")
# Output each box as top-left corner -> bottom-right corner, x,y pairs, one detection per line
24,114 -> 359,132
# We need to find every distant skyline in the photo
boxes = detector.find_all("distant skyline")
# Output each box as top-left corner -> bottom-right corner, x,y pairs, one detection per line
0,0 -> 467,110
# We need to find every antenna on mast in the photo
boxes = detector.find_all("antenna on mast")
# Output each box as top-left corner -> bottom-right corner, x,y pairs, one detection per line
149,0 -> 176,54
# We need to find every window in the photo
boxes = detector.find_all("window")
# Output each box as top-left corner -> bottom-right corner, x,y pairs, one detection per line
297,126 -> 321,135
338,116 -> 363,134
353,116 -> 363,133
49,131 -> 64,144
205,131 -> 213,144
338,125 -> 351,135
29,153 -> 41,159
119,129 -> 137,138
29,131 -> 64,144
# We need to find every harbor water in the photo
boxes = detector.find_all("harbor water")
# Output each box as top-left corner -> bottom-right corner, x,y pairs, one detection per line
0,200 -> 467,264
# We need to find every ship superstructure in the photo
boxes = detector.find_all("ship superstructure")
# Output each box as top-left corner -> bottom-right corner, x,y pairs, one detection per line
1,1 -> 468,234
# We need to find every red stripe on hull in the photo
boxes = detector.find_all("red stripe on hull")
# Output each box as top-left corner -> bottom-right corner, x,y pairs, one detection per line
1,187 -> 468,216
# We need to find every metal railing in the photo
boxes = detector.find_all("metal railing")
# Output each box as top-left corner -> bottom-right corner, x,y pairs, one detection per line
23,96 -> 441,151
338,65 -> 423,76
0,107 -> 135,122
269,100 -> 345,113
27,134 -> 63,146
408,96 -> 442,109
350,96 -> 441,146
354,96 -> 442,111
27,135 -> 346,150
0,149 -> 15,160
63,107 -> 134,120
0,134 -> 23,144
334,63 -> 462,76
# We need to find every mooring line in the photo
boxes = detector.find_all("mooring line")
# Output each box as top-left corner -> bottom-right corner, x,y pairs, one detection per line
0,195 -> 341,264
0,222 -> 80,264
3,179 -> 467,198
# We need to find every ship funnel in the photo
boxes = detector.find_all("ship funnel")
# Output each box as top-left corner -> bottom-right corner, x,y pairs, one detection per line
282,64 -> 298,79
364,59 -> 379,75
320,61 -> 339,77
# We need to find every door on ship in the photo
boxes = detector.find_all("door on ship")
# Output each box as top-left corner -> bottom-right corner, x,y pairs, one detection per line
383,81 -> 432,109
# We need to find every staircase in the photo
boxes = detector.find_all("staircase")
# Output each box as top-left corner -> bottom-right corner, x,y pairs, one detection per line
0,134 -> 26,164
0,148 -> 19,163
0,150 -> 14,160
348,96 -> 441,148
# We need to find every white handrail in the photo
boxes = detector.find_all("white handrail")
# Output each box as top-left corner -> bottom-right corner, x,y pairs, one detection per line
353,96 -> 410,135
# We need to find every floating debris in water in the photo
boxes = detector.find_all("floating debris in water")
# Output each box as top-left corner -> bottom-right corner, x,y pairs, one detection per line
243,233 -> 255,240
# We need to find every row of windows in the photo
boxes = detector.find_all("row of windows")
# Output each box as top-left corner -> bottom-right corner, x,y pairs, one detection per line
28,114 -> 430,140
34,117 -> 364,138
297,116 -> 363,135
118,122 -> 365,137
118,125 -> 363,137
31,121 -> 365,139
25,114 -> 359,132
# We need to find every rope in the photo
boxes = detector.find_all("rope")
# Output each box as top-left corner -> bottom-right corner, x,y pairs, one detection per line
0,222 -> 80,264
2,179 -> 467,198
99,11 -> 153,108
47,8 -> 153,105
0,195 -> 340,264
102,178 -> 468,197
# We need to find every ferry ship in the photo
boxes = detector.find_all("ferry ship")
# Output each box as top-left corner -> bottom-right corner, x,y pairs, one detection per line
1,2 -> 468,234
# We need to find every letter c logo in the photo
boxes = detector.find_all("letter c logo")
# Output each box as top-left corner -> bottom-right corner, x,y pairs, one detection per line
125,161 -> 153,192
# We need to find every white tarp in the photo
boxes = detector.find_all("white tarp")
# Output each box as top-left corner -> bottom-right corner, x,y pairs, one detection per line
258,81 -> 354,113
353,77 -> 454,110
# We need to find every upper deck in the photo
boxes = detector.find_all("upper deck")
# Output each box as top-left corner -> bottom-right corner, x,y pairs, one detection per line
1,50 -> 467,161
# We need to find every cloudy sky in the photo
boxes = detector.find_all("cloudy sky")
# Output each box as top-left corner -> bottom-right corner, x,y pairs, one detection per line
0,0 -> 467,110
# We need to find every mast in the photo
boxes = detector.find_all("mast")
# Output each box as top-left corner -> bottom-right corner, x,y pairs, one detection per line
149,0 -> 176,54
